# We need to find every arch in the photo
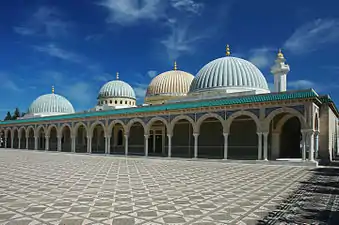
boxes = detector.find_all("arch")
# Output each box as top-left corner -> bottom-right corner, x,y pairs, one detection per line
5,128 -> 11,137
11,127 -> 19,135
196,113 -> 225,133
171,115 -> 195,158
59,124 -> 72,137
36,125 -> 46,150
126,118 -> 146,133
0,129 -> 4,148
35,125 -> 46,137
279,117 -> 302,158
18,127 -> 26,149
26,126 -> 34,137
107,120 -> 126,136
91,122 -> 106,154
127,118 -> 146,156
74,122 -> 88,153
18,127 -> 26,137
73,122 -> 88,137
5,128 -> 12,148
170,115 -> 196,133
26,126 -> 35,150
89,121 -> 107,138
274,114 -> 295,132
146,117 -> 170,134
60,125 -> 72,152
225,111 -> 260,133
47,124 -> 58,137
263,107 -> 307,131
12,128 -> 19,149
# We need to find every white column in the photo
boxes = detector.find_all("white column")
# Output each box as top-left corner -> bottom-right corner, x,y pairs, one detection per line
301,130 -> 307,160
144,135 -> 149,157
11,136 -> 14,149
193,133 -> 199,158
223,133 -> 229,159
45,136 -> 50,151
314,131 -> 319,159
104,136 -> 108,154
25,136 -> 29,149
106,136 -> 111,154
124,134 -> 129,156
308,130 -> 315,161
57,136 -> 62,151
4,135 -> 7,148
34,136 -> 38,150
87,136 -> 92,153
71,135 -> 76,152
257,132 -> 262,160
167,134 -> 172,158
18,137 -> 21,149
263,132 -> 269,160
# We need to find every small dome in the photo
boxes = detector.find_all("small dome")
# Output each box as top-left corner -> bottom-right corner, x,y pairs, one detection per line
146,69 -> 194,98
98,80 -> 136,100
189,56 -> 269,94
28,93 -> 75,115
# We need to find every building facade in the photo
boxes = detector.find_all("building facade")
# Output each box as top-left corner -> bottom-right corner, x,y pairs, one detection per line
0,48 -> 338,162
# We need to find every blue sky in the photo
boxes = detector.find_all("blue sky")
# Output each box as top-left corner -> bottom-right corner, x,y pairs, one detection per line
1,0 -> 339,117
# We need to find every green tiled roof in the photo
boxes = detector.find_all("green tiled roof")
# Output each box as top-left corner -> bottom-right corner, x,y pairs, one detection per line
0,89 -> 318,125
319,95 -> 339,116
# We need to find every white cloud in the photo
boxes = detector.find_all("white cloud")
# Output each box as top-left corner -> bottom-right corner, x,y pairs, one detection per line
288,80 -> 315,89
99,0 -> 165,25
161,19 -> 209,61
34,44 -> 84,63
93,73 -> 113,82
147,70 -> 157,78
284,19 -> 339,54
63,82 -> 95,108
248,47 -> 275,69
0,73 -> 22,92
13,6 -> 70,38
133,83 -> 148,101
171,0 -> 204,14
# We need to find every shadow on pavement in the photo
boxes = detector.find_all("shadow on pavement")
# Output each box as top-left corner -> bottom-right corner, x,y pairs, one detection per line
256,167 -> 339,225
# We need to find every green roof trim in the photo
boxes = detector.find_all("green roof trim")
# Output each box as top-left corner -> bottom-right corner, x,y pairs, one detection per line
0,89 -> 319,126
318,94 -> 339,116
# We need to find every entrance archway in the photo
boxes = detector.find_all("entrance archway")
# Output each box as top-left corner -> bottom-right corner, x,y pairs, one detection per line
0,130 -> 5,148
27,127 -> 34,149
6,129 -> 11,148
49,126 -> 58,151
75,123 -> 87,153
228,115 -> 258,160
171,118 -> 194,158
37,127 -> 45,150
91,124 -> 105,154
198,117 -> 224,159
128,121 -> 145,156
19,128 -> 26,149
61,126 -> 72,152
147,118 -> 168,157
13,129 -> 19,149
279,117 -> 302,158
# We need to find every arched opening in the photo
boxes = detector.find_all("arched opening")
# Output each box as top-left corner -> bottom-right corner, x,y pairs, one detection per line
13,129 -> 19,149
279,117 -> 302,158
228,115 -> 258,160
0,130 -> 4,148
147,120 -> 168,157
6,129 -> 12,148
128,122 -> 145,156
75,124 -> 87,153
19,129 -> 26,149
268,113 -> 303,160
49,127 -> 58,151
91,124 -> 105,154
27,128 -> 35,149
198,118 -> 223,159
172,119 -> 194,158
110,124 -> 125,155
37,127 -> 46,150
61,126 -> 72,152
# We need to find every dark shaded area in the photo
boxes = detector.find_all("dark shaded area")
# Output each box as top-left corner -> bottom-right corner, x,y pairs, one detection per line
257,167 -> 339,225
279,116 -> 301,158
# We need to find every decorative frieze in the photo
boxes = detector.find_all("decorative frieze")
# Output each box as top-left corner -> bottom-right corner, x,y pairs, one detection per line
265,107 -> 281,117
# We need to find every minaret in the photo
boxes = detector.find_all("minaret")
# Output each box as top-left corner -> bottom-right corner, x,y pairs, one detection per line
271,49 -> 290,92
116,72 -> 119,80
52,86 -> 55,94
174,61 -> 177,70
226,44 -> 231,56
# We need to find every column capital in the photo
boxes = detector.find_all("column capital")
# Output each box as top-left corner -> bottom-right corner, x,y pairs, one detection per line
104,135 -> 111,139
86,135 -> 92,139
45,136 -> 50,139
124,133 -> 129,137
144,134 -> 149,138
257,132 -> 263,136
263,132 -> 269,137
167,134 -> 173,138
301,129 -> 314,134
193,133 -> 199,137
223,132 -> 229,137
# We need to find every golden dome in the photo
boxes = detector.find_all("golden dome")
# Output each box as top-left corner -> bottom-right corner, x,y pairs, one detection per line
145,67 -> 194,104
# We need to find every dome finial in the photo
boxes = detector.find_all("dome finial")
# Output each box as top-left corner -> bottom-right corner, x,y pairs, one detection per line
52,85 -> 55,94
116,72 -> 119,80
277,48 -> 284,59
226,44 -> 231,56
174,61 -> 177,70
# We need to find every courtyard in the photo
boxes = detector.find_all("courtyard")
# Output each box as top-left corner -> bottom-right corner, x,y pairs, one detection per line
0,150 -> 337,225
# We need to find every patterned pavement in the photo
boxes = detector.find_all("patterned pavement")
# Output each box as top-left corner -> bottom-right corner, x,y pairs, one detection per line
0,149 -> 333,225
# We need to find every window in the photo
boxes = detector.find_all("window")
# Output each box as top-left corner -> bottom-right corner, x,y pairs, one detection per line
115,100 -> 117,104
125,100 -> 127,104
120,100 -> 122,104
110,100 -> 113,104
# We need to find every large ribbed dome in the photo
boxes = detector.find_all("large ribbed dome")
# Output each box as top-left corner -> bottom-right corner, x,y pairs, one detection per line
28,93 -> 75,115
146,70 -> 194,98
98,80 -> 136,99
189,56 -> 270,94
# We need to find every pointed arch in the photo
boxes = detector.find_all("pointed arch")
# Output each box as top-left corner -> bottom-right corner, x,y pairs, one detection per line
170,115 -> 196,133
263,107 -> 307,131
26,126 -> 35,137
35,125 -> 46,137
146,117 -> 170,134
196,113 -> 225,133
107,120 -> 126,136
18,127 -> 26,137
89,121 -> 107,137
59,123 -> 72,137
126,118 -> 146,133
47,124 -> 58,137
73,122 -> 88,136
225,110 -> 261,133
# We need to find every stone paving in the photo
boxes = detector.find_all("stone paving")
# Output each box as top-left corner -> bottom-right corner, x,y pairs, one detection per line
0,149 -> 331,225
